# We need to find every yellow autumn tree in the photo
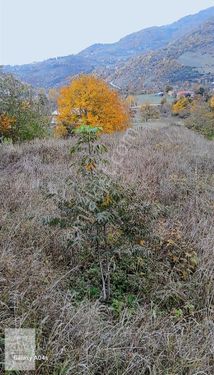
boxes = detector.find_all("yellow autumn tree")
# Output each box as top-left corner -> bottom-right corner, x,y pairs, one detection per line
57,75 -> 129,134
172,97 -> 191,117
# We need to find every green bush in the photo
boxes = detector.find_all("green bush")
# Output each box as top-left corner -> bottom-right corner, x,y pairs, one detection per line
0,73 -> 50,142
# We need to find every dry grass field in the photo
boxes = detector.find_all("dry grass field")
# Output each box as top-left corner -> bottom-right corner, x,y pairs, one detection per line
0,124 -> 214,374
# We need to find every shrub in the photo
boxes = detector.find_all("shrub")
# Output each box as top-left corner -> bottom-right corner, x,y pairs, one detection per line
51,125 -> 156,304
140,103 -> 160,122
172,97 -> 191,118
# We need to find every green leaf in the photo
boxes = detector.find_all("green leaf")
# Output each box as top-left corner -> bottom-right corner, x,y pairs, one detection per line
74,125 -> 103,134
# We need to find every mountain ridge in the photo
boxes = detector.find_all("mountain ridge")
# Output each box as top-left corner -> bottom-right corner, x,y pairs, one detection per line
3,6 -> 214,89
78,6 -> 214,63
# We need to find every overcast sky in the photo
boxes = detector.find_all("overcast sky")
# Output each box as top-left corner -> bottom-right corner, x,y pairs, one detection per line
0,0 -> 213,66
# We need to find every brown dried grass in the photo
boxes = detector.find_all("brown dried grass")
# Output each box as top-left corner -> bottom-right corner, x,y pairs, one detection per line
0,126 -> 213,374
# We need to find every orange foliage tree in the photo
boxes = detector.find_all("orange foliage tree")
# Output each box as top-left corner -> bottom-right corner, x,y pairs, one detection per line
0,113 -> 16,140
57,75 -> 129,134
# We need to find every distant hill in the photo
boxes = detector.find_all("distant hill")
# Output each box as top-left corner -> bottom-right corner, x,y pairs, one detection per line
79,6 -> 214,63
3,55 -> 98,89
99,19 -> 214,92
3,6 -> 214,89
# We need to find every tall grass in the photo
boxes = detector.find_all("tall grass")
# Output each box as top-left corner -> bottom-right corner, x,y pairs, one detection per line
0,126 -> 213,374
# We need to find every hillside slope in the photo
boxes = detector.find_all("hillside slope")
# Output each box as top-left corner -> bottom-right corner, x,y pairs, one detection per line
3,55 -> 98,89
79,6 -> 214,63
100,19 -> 214,92
3,7 -> 214,89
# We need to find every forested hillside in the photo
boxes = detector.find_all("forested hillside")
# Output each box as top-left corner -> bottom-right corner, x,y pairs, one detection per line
3,55 -> 98,89
100,19 -> 214,91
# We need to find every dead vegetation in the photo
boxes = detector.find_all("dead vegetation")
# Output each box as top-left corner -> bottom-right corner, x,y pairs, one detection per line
0,125 -> 213,374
